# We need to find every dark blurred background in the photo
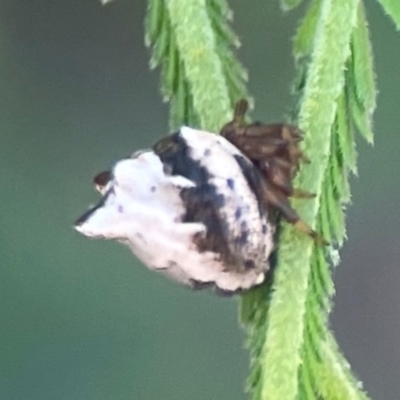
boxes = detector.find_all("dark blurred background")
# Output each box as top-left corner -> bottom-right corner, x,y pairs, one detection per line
0,0 -> 399,399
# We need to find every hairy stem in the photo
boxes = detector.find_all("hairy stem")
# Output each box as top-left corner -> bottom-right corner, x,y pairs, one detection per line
166,0 -> 232,131
260,1 -> 359,399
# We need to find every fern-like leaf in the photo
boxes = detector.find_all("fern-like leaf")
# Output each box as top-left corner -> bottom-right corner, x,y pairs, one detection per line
291,1 -> 376,399
247,0 -> 375,399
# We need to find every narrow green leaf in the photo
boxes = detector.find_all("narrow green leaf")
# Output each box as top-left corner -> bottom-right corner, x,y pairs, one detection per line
186,85 -> 199,126
208,5 -> 240,48
378,0 -> 400,30
314,334 -> 370,400
220,52 -> 249,103
169,61 -> 185,128
159,65 -> 174,104
207,0 -> 233,21
319,194 -> 332,244
144,0 -> 164,46
329,133 -> 348,201
305,307 -> 325,358
165,34 -> 179,95
351,2 -> 376,115
280,0 -> 304,12
348,86 -> 374,144
310,256 -> 330,311
314,245 -> 334,301
336,90 -> 358,174
293,0 -> 322,59
149,15 -> 170,69
299,358 -> 317,400
240,286 -> 266,326
325,178 -> 346,244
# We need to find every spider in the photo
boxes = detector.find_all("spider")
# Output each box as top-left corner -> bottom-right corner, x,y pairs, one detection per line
75,100 -> 325,294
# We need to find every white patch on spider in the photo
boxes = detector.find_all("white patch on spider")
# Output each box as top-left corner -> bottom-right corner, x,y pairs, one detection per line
76,127 -> 275,293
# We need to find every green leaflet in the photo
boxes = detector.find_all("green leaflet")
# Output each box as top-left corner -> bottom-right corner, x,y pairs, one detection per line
347,80 -> 374,144
336,90 -> 358,174
144,0 -> 163,46
148,7 -> 170,70
293,0 -> 322,59
314,333 -> 370,400
378,0 -> 400,30
351,2 -> 376,115
344,2 -> 376,145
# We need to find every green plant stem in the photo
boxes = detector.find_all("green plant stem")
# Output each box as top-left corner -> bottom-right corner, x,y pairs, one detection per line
260,1 -> 359,399
166,0 -> 232,131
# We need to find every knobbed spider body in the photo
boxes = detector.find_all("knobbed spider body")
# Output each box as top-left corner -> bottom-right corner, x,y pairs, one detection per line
75,100 -> 322,294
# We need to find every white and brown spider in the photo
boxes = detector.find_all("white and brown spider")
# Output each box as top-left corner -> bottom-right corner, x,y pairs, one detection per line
75,100 -> 325,294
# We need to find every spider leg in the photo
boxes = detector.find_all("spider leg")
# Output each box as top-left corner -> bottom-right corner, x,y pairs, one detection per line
263,160 -> 294,196
259,159 -> 315,198
244,123 -> 303,141
259,178 -> 328,245
232,99 -> 248,124
219,100 -> 249,141
289,145 -> 311,165
278,125 -> 311,165
232,137 -> 288,160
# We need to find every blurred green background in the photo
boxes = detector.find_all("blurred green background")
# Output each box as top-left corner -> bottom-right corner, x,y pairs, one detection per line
1,1 -> 399,399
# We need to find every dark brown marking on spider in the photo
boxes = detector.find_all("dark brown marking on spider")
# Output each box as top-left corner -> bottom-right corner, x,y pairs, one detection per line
93,170 -> 111,192
244,259 -> 256,269
75,187 -> 114,227
220,99 -> 328,245
154,132 -> 243,269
